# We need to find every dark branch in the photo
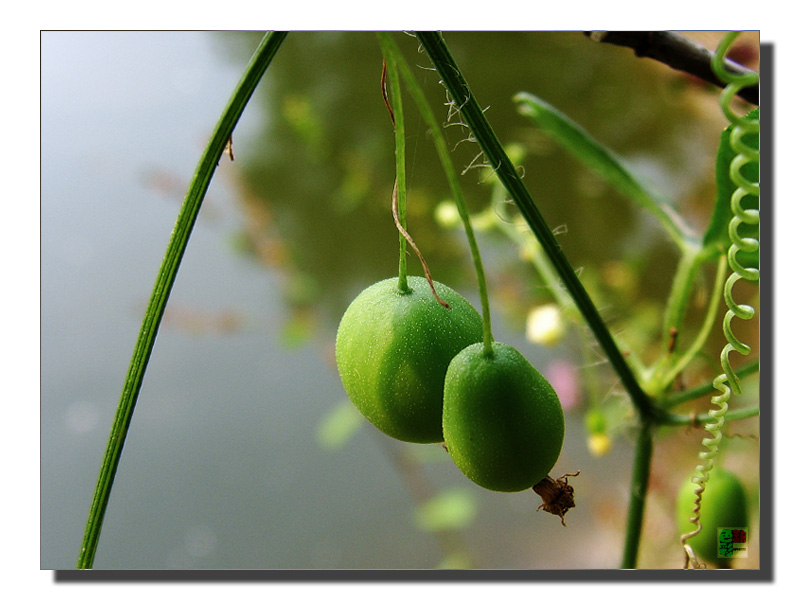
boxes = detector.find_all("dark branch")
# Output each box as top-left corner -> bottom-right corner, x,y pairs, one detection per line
584,31 -> 758,106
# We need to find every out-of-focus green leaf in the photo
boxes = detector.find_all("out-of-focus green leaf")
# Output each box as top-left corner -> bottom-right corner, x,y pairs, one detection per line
703,108 -> 759,270
316,399 -> 363,450
514,92 -> 686,246
413,488 -> 477,532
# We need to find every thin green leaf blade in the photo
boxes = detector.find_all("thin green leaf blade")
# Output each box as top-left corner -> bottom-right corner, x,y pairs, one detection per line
514,92 -> 680,232
514,93 -> 646,200
514,92 -> 687,246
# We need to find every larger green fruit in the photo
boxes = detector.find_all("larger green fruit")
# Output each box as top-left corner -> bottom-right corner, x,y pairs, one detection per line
443,342 -> 564,492
676,469 -> 750,568
335,276 -> 483,443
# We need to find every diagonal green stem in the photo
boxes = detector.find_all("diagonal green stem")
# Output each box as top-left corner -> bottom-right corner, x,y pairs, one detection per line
415,31 -> 658,421
658,243 -> 704,357
76,31 -> 288,569
656,254 -> 728,391
415,32 -> 671,568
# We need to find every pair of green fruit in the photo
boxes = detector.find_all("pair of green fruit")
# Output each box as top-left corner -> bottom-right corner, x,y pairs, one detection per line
335,276 -> 565,493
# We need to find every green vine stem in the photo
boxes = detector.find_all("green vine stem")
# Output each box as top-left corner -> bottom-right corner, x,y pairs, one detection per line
621,424 -> 653,569
378,32 -> 494,356
415,32 -> 659,422
511,90 -> 712,395
651,254 -> 729,395
76,31 -> 288,569
657,244 -> 703,356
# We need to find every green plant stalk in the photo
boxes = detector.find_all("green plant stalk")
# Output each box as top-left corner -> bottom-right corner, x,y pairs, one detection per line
76,31 -> 288,569
621,423 -> 654,568
415,32 -> 657,421
662,360 -> 759,408
378,32 -> 494,356
660,405 -> 758,427
658,243 -> 705,358
382,47 -> 410,292
653,254 -> 728,394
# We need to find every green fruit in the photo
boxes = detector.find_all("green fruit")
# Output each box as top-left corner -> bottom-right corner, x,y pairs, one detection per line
443,342 -> 564,492
335,276 -> 483,443
677,469 -> 749,567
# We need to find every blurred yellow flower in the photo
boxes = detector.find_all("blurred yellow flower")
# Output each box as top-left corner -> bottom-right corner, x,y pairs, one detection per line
588,433 -> 612,457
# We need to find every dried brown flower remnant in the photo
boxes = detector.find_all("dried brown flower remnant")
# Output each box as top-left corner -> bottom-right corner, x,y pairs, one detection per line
533,471 -> 580,526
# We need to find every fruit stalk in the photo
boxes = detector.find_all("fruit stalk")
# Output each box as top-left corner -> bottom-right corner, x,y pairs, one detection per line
381,55 -> 410,293
391,179 -> 450,308
378,33 -> 494,356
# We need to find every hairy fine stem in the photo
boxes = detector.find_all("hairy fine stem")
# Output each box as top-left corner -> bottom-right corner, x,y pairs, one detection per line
659,243 -> 704,358
76,31 -> 288,569
416,31 -> 657,419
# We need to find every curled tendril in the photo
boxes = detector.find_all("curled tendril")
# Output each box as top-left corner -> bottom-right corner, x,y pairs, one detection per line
681,32 -> 759,569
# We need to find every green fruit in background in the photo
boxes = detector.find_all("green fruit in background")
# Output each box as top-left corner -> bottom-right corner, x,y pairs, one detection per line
335,276 -> 484,443
677,469 -> 750,568
443,342 -> 564,492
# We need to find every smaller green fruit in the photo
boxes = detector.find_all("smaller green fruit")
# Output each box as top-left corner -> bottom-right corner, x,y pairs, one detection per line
335,276 -> 483,444
443,342 -> 565,492
677,469 -> 749,568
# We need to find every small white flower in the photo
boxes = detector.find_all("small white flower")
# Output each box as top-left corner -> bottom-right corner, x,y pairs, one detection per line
434,201 -> 461,229
526,304 -> 566,346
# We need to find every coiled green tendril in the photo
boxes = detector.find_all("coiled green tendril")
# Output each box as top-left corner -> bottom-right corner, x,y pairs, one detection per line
681,32 -> 759,569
